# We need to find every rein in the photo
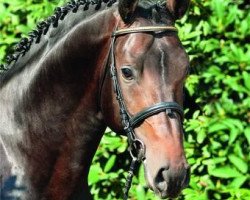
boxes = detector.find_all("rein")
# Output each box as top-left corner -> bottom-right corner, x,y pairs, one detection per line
109,26 -> 183,200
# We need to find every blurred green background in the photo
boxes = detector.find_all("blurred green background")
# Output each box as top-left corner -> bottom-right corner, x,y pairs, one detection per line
0,0 -> 249,199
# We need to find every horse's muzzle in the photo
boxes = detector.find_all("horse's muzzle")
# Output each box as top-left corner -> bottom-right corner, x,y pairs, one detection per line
153,164 -> 190,199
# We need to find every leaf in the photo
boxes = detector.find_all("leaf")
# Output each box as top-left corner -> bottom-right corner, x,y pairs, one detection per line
138,164 -> 146,185
182,188 -> 208,200
228,176 -> 248,189
201,39 -> 220,52
193,110 -> 200,119
203,157 -> 227,165
209,166 -> 242,178
104,155 -> 116,173
197,129 -> 206,144
229,127 -> 239,145
208,122 -> 228,133
212,0 -> 225,19
194,6 -> 200,15
243,71 -> 250,90
228,154 -> 248,174
88,164 -> 102,185
244,126 -> 250,146
136,185 -> 146,200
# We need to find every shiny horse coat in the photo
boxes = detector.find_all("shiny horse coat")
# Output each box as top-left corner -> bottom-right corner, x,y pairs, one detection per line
0,0 -> 190,199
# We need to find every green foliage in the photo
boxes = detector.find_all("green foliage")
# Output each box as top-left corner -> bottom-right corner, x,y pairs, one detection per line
0,0 -> 65,64
0,0 -> 249,199
177,0 -> 250,199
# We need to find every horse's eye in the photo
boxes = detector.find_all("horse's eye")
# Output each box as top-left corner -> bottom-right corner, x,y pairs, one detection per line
121,68 -> 133,80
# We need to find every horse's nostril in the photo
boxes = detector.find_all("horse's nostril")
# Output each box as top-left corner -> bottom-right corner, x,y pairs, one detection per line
153,165 -> 190,198
154,167 -> 169,192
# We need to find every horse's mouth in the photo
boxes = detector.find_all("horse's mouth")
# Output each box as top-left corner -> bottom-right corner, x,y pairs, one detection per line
150,181 -> 188,199
153,185 -> 182,199
144,164 -> 190,199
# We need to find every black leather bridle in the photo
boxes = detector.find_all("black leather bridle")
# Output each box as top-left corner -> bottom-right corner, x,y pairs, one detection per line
109,26 -> 184,200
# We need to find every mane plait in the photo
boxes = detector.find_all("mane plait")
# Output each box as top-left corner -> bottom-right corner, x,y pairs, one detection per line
0,0 -> 117,70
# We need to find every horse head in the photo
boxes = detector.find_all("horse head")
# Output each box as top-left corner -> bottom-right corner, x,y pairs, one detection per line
101,0 -> 190,198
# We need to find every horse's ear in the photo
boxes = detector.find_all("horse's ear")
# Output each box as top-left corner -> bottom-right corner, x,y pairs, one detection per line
166,0 -> 190,19
118,0 -> 139,23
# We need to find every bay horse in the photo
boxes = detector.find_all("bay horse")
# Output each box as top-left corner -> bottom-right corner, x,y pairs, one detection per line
0,0 -> 190,199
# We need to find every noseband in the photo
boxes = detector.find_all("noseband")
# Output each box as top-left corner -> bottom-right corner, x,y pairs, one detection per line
109,25 -> 183,199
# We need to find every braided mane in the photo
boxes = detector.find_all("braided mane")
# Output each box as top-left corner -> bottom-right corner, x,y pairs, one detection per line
0,0 -> 117,70
0,0 -> 170,72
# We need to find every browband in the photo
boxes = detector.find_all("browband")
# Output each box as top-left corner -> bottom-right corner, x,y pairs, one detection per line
112,26 -> 178,37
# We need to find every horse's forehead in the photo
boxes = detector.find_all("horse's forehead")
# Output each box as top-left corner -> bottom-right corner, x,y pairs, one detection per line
120,33 -> 154,56
120,33 -> 182,62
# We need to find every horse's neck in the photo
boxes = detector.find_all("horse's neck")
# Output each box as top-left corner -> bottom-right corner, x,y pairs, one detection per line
0,6 -> 117,199
1,5 -> 116,142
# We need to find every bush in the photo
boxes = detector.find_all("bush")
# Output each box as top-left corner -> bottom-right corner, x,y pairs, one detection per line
178,0 -> 250,199
0,0 -> 249,199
